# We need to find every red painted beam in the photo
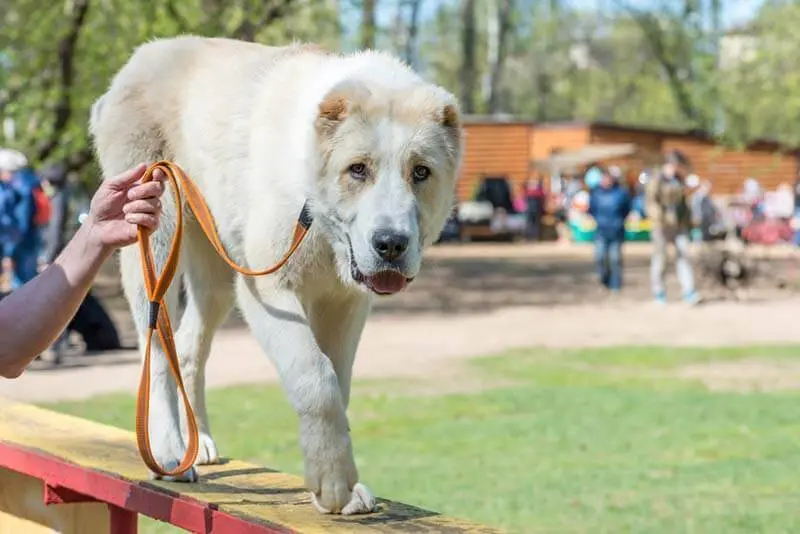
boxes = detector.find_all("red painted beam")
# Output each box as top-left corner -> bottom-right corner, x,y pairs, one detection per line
109,505 -> 139,534
44,483 -> 139,534
44,483 -> 99,505
0,441 -> 295,534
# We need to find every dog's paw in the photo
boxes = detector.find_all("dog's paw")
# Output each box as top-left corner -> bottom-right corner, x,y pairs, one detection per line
300,412 -> 374,514
305,450 -> 376,514
195,432 -> 220,466
303,436 -> 362,514
148,459 -> 198,483
306,460 -> 355,514
342,483 -> 377,515
310,483 -> 376,515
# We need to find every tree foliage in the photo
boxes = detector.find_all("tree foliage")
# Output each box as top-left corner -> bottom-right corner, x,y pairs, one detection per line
0,0 -> 797,187
0,0 -> 337,181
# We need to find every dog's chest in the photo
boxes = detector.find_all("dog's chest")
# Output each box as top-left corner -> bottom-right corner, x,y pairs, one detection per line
289,232 -> 345,292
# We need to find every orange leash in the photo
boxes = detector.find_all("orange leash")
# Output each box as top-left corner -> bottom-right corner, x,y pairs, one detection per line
135,160 -> 313,478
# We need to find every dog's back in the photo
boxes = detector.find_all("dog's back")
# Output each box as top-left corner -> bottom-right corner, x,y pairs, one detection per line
90,36 -> 322,180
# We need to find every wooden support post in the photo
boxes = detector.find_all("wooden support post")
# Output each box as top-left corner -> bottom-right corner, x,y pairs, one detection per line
0,468 -> 108,533
108,505 -> 138,534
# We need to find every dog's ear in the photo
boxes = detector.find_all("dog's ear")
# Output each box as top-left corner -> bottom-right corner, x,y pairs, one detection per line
318,96 -> 349,122
430,97 -> 463,166
440,103 -> 461,130
436,101 -> 463,151
316,80 -> 371,136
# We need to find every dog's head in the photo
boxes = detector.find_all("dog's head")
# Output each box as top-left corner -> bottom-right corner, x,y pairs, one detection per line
313,77 -> 462,296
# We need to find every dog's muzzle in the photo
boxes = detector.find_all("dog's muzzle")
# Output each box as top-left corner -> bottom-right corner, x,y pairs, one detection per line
325,210 -> 415,296
347,237 -> 414,295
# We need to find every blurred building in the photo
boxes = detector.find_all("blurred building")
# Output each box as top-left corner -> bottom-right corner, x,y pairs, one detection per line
459,116 -> 798,200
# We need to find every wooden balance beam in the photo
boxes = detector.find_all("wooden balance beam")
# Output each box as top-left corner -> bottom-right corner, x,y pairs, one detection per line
0,398 -> 501,533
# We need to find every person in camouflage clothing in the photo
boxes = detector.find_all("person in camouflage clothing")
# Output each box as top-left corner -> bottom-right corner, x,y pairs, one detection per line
644,150 -> 701,305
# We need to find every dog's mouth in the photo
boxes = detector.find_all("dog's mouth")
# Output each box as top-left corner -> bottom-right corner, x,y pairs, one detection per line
347,239 -> 414,296
352,265 -> 414,295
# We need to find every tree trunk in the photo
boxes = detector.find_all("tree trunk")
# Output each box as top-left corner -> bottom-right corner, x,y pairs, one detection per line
627,8 -> 710,129
460,0 -> 477,114
36,0 -> 91,162
362,0 -> 377,49
487,0 -> 513,113
233,0 -> 295,42
535,0 -> 559,120
390,1 -> 405,53
710,0 -> 722,36
709,0 -> 724,133
404,0 -> 423,69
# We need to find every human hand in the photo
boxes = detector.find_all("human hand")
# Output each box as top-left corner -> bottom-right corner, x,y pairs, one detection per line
84,163 -> 167,252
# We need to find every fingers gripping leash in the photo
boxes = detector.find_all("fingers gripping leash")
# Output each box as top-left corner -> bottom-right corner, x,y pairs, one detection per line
135,161 -> 313,478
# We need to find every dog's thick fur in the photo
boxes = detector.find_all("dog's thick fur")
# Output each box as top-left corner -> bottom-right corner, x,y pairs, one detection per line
89,36 -> 463,514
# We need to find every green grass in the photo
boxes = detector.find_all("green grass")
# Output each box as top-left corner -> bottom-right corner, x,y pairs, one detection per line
44,344 -> 800,533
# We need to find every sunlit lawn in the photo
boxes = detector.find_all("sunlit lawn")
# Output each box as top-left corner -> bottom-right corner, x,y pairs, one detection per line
45,344 -> 800,533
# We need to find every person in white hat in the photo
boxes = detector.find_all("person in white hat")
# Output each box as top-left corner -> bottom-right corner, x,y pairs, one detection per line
0,148 -> 28,174
0,148 -> 42,289
0,162 -> 167,378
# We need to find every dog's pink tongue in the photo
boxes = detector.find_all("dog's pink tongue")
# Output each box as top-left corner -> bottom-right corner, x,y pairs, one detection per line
367,271 -> 408,294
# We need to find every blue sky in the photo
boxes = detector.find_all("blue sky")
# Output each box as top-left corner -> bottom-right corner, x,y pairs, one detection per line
575,0 -> 763,28
342,0 -> 763,34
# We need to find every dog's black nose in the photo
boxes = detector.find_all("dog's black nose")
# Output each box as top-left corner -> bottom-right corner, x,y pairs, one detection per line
371,230 -> 409,261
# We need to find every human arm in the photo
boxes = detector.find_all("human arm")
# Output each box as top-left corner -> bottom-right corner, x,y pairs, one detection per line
0,163 -> 165,378
644,177 -> 661,221
690,193 -> 703,226
621,190 -> 632,219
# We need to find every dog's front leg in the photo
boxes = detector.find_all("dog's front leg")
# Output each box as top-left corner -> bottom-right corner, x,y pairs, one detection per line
236,277 -> 376,515
309,294 -> 371,410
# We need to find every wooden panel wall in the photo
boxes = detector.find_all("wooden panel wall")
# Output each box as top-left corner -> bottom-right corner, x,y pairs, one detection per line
591,125 -> 797,194
662,137 -> 797,194
459,123 -> 531,201
529,124 -> 590,161
459,121 -> 798,203
589,126 -> 664,187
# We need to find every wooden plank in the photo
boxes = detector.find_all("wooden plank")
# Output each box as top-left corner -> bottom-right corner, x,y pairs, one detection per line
460,123 -> 531,202
589,123 -> 798,194
0,398 -> 501,533
529,125 -> 590,161
0,468 -> 110,534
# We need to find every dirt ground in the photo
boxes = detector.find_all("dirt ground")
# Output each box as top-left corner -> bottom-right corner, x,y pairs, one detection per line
3,241 -> 800,402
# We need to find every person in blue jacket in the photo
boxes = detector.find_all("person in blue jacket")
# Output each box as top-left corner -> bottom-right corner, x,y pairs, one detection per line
588,168 -> 632,293
1,161 -> 43,289
0,175 -> 21,267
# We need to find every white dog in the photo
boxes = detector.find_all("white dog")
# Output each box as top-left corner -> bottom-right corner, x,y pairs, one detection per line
89,36 -> 463,515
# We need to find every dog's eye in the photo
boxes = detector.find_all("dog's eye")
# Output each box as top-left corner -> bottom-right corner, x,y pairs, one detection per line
412,165 -> 431,183
349,163 -> 367,180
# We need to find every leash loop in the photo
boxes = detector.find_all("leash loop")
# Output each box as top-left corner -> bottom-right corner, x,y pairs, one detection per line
135,160 -> 312,478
